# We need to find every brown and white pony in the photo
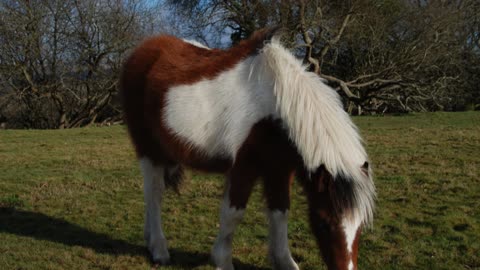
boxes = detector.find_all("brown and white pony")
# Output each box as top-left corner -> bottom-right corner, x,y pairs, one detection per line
121,28 -> 375,270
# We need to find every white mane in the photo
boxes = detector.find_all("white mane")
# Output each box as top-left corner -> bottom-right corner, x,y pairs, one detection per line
259,39 -> 375,224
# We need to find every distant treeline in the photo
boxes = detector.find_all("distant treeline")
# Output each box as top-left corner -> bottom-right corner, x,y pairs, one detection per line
0,0 -> 479,129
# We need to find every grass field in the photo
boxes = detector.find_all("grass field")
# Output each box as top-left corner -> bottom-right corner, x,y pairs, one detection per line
0,112 -> 479,270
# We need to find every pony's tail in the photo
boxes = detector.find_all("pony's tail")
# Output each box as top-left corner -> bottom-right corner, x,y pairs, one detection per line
164,165 -> 185,193
260,39 -> 375,225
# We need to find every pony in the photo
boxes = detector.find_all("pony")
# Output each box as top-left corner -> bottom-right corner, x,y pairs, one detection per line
120,28 -> 375,270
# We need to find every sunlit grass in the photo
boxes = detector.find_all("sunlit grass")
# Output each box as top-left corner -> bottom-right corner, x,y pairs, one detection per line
0,112 -> 479,269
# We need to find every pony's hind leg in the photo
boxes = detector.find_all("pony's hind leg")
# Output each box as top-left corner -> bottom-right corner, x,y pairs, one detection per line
140,157 -> 170,264
264,171 -> 299,270
212,165 -> 258,270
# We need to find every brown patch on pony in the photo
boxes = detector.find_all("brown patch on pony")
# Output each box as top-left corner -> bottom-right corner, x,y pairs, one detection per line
227,118 -> 301,209
226,159 -> 260,209
121,28 -> 279,176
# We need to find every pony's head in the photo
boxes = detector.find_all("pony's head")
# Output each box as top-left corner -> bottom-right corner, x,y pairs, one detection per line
298,162 -> 373,270
258,30 -> 375,269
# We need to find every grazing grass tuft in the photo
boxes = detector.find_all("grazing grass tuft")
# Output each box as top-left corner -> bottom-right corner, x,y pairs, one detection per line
0,111 -> 479,269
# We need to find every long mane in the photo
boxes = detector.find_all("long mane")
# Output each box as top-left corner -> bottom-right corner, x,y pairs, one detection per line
258,38 -> 375,224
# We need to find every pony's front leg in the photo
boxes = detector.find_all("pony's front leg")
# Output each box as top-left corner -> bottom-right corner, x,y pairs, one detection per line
212,167 -> 257,270
264,171 -> 299,270
140,158 -> 170,264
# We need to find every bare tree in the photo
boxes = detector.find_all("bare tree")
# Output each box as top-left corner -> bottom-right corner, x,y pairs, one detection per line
1,0 -> 477,128
0,0 -> 167,128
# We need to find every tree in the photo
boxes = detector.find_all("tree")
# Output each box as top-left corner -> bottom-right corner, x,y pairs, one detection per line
0,0 -> 167,128
1,0 -> 477,128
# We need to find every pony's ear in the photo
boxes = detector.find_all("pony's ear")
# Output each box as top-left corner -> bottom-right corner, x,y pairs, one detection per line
234,26 -> 283,55
249,26 -> 283,47
262,26 -> 283,41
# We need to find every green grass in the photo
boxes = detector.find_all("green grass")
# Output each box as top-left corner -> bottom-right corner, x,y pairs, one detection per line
0,112 -> 479,270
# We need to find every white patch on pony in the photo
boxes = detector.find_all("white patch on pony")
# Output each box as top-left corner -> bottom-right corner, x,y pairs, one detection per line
140,158 -> 170,264
260,39 -> 376,225
182,39 -> 210,49
348,260 -> 354,270
342,215 -> 362,254
165,57 -> 277,160
212,194 -> 245,270
268,210 -> 299,270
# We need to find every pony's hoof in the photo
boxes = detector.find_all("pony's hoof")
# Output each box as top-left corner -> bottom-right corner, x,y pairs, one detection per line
212,259 -> 234,270
212,242 -> 235,270
273,263 -> 299,270
149,245 -> 170,265
271,256 -> 299,270
215,265 -> 234,270
152,253 -> 170,265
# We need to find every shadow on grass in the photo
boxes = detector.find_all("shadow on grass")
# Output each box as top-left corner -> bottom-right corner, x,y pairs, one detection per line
0,207 -> 268,270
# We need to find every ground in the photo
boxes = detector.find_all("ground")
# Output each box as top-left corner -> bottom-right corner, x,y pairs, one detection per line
0,112 -> 479,270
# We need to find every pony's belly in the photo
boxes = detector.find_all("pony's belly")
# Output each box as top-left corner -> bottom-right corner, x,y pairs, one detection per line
181,155 -> 232,173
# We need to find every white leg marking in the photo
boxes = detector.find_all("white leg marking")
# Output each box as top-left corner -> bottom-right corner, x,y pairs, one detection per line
268,210 -> 299,270
212,194 -> 245,270
140,158 -> 170,264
